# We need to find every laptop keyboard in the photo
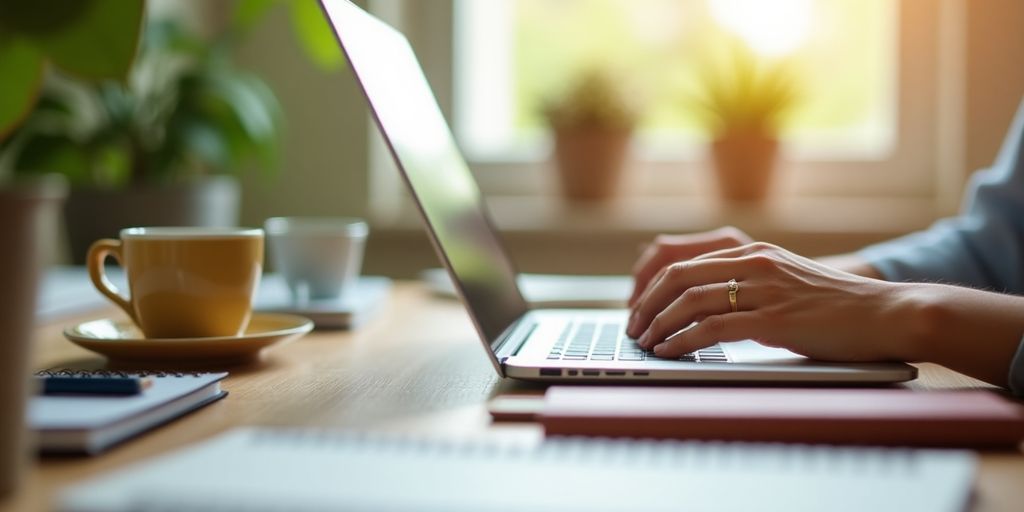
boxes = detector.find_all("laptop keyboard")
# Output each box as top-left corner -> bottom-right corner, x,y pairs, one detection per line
546,320 -> 729,363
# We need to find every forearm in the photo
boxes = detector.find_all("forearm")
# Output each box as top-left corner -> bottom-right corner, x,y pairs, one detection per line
817,253 -> 884,280
893,283 -> 1024,388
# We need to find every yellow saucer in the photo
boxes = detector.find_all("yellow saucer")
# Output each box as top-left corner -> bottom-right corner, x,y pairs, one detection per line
64,313 -> 313,363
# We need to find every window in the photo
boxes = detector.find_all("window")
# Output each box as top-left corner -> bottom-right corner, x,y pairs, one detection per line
456,0 -> 896,162
369,0 -> 964,231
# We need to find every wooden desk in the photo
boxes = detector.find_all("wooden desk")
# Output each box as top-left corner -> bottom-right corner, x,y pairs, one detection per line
3,282 -> 1023,511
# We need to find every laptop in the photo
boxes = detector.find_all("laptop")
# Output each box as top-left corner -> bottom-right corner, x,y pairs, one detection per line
319,0 -> 916,384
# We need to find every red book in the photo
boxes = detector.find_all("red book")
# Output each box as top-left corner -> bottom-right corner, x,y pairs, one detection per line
539,387 -> 1024,449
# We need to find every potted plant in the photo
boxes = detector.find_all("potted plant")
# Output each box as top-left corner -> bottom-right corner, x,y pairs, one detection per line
543,70 -> 640,202
1,16 -> 283,262
0,0 -> 143,496
691,46 -> 798,203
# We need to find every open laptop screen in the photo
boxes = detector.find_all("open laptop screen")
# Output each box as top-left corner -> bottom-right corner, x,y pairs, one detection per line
322,0 -> 529,348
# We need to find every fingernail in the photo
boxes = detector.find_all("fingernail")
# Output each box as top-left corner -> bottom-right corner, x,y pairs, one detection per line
637,331 -> 649,348
653,343 -> 665,355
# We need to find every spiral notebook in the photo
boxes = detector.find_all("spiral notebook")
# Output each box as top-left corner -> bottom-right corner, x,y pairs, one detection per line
59,427 -> 976,512
29,370 -> 228,455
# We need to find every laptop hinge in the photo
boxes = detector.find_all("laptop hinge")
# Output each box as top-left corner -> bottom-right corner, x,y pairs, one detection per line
493,317 -> 536,360
510,322 -> 537,357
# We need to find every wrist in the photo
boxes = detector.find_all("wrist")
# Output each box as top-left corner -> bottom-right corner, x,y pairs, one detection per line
879,282 -> 1024,386
883,283 -> 946,362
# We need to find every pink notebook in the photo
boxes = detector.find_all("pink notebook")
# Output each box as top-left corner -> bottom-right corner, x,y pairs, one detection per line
538,387 -> 1024,449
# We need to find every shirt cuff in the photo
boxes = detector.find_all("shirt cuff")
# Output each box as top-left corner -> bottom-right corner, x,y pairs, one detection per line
858,243 -> 927,283
1009,335 -> 1024,397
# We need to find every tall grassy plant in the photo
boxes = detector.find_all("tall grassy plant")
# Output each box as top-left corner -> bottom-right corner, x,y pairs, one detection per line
543,69 -> 641,131
688,44 -> 799,139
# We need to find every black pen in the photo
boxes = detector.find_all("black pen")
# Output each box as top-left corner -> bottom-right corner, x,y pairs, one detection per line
37,376 -> 153,396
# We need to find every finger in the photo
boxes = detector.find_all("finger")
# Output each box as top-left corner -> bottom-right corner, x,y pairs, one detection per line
628,264 -> 670,333
691,242 -> 764,262
633,262 -> 670,311
637,281 -> 758,349
628,229 -> 750,307
689,242 -> 793,267
652,312 -> 765,358
627,258 -> 755,339
628,243 -> 664,306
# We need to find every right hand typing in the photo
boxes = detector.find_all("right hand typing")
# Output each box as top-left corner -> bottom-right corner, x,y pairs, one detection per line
628,226 -> 753,307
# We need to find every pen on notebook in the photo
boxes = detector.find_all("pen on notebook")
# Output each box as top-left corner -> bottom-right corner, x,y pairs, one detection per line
36,375 -> 153,396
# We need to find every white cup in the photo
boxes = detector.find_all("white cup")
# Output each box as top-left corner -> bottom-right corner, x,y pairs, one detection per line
264,217 -> 369,304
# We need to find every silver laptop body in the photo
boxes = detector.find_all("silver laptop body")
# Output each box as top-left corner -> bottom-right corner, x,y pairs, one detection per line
320,0 -> 916,384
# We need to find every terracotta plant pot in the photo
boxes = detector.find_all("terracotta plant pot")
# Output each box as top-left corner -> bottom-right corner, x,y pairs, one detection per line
710,130 -> 780,203
0,178 -> 65,497
552,126 -> 632,202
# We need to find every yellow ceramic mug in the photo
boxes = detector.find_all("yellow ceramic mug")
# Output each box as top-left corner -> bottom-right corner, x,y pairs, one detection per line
87,227 -> 265,339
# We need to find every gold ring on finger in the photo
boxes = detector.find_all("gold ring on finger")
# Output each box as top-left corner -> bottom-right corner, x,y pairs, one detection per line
727,279 -> 739,313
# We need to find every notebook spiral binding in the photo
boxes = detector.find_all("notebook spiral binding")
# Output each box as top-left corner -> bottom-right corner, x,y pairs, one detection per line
36,369 -> 206,378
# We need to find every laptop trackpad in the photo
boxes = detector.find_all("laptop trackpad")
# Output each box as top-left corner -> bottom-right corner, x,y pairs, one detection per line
724,340 -> 807,363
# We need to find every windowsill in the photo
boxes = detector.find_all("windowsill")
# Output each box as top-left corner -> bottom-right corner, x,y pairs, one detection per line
363,194 -> 942,276
371,195 -> 940,238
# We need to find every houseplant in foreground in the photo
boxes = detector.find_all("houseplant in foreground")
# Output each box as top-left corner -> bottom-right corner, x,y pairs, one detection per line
543,69 -> 641,202
690,45 -> 798,203
2,17 -> 283,261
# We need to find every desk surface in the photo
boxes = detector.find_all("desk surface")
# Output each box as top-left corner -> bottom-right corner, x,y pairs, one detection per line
3,283 -> 1024,511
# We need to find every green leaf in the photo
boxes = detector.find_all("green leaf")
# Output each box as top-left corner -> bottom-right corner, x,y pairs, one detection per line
0,38 -> 44,140
233,0 -> 278,33
206,73 -> 282,173
32,0 -> 144,81
180,117 -> 232,172
13,132 -> 91,182
0,0 -> 94,35
288,0 -> 343,72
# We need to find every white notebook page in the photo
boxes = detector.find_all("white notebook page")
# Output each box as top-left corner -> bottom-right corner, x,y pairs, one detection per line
59,427 -> 976,512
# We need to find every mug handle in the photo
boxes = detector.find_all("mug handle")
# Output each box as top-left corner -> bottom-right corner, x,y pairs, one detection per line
87,239 -> 137,325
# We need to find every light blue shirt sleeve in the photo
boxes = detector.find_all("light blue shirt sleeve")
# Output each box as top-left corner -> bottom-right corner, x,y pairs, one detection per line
859,97 -> 1024,294
859,97 -> 1024,395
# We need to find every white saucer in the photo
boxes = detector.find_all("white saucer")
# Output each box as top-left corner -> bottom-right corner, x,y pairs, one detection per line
64,313 -> 313,363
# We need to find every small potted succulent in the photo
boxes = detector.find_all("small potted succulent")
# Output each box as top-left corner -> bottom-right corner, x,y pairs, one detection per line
543,69 -> 640,202
691,46 -> 798,203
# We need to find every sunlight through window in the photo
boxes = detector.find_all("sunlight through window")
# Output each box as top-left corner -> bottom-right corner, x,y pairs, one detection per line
708,0 -> 814,57
454,0 -> 896,162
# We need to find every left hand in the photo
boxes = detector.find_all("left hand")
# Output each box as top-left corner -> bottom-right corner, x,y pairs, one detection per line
625,242 -> 912,362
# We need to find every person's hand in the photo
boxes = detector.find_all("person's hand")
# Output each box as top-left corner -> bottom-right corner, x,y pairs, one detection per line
625,241 -> 914,362
629,227 -> 753,307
